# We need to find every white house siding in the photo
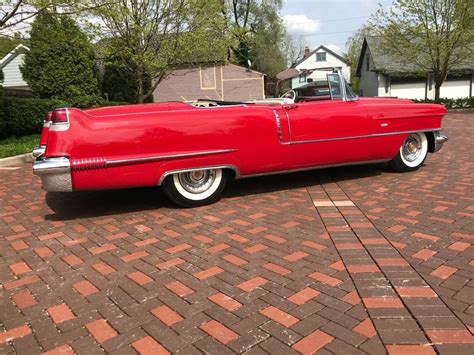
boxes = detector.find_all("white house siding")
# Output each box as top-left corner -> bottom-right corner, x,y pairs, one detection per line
387,82 -> 427,100
438,79 -> 471,99
375,75 -> 472,100
291,48 -> 351,90
472,74 -> 474,96
2,53 -> 28,88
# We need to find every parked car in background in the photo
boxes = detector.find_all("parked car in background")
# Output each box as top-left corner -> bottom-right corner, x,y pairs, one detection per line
33,69 -> 448,207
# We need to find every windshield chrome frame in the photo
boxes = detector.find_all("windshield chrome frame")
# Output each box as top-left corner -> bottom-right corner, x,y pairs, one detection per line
336,68 -> 359,102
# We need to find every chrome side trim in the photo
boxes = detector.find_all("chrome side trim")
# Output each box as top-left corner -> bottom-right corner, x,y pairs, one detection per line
32,146 -> 46,159
158,165 -> 241,185
371,128 -> 442,137
107,149 -> 237,168
43,121 -> 51,128
241,159 -> 390,179
33,157 -> 72,192
433,131 -> 448,152
273,110 -> 283,143
280,128 -> 442,146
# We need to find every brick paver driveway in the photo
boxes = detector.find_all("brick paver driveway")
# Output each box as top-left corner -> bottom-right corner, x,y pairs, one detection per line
1,113 -> 473,354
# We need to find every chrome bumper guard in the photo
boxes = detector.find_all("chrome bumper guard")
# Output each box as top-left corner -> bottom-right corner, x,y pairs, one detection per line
433,131 -> 448,152
32,146 -> 46,159
33,157 -> 72,192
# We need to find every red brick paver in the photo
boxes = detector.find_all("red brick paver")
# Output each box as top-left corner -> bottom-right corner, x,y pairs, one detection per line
0,113 -> 473,354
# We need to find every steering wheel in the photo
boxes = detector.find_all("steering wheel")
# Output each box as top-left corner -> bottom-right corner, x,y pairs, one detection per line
281,90 -> 296,101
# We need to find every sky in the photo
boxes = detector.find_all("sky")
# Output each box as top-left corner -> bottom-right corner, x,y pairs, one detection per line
281,0 -> 393,55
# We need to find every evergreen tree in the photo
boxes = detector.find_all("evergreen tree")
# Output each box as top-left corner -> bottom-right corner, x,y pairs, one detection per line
21,11 -> 100,107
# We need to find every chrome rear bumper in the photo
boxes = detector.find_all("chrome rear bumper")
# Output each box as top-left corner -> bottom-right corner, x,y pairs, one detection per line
433,131 -> 448,152
33,157 -> 72,192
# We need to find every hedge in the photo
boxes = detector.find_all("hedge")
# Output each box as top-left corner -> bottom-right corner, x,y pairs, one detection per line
413,97 -> 474,109
0,97 -> 129,139
0,97 -> 71,139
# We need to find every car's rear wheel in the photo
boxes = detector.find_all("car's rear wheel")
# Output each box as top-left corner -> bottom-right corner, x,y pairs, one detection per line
389,132 -> 428,172
162,168 -> 227,207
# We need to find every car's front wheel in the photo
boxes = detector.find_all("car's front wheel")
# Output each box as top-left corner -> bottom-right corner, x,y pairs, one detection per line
162,168 -> 228,207
389,132 -> 428,172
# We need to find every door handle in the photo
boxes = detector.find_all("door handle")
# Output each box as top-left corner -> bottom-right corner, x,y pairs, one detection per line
283,104 -> 297,110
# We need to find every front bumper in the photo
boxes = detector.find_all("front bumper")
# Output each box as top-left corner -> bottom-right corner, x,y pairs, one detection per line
33,157 -> 72,192
433,131 -> 448,152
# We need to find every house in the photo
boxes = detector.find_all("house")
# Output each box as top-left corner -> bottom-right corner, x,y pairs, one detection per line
153,64 -> 265,102
357,36 -> 474,99
289,45 -> 351,90
0,44 -> 30,92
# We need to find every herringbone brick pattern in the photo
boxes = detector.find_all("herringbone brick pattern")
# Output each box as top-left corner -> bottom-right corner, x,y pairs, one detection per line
0,113 -> 473,354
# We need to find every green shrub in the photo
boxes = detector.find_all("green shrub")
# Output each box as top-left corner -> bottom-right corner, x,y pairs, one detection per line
0,97 -> 133,139
413,97 -> 474,109
0,97 -> 70,138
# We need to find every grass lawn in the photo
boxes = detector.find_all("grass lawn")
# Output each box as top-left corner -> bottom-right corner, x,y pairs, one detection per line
0,134 -> 40,159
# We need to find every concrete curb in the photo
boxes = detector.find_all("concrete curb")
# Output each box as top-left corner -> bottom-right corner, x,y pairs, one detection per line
448,108 -> 474,113
0,153 -> 34,167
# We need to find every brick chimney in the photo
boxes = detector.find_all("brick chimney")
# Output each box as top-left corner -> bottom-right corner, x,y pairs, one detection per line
303,46 -> 310,58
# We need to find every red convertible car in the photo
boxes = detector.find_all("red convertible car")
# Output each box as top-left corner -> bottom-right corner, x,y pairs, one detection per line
33,70 -> 448,207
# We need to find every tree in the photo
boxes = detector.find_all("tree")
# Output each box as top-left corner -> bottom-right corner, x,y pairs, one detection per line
223,0 -> 287,78
92,0 -> 229,103
0,33 -> 23,57
344,24 -> 372,94
99,45 -> 153,103
373,0 -> 474,100
21,11 -> 101,107
281,33 -> 306,67
1,1 -> 107,33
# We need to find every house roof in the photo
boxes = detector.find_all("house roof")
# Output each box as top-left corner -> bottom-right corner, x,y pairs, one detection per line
292,45 -> 350,68
0,44 -> 30,69
356,36 -> 474,76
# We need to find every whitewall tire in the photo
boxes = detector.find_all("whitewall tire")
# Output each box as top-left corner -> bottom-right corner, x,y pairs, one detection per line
389,132 -> 428,172
162,168 -> 228,207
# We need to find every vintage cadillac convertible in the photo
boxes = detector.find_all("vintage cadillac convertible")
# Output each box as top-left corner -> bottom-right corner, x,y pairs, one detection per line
33,70 -> 448,207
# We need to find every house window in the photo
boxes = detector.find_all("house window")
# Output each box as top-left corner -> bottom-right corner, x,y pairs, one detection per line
366,53 -> 370,71
316,52 -> 326,62
299,73 -> 307,83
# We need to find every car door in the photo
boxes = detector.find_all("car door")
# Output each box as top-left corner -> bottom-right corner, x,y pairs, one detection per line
287,74 -> 373,168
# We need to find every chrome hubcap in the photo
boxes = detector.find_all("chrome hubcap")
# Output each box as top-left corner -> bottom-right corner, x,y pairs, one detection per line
402,134 -> 422,162
178,170 -> 216,194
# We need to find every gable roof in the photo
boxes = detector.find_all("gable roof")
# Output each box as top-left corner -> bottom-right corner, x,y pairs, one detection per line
356,36 -> 474,76
0,44 -> 30,69
292,45 -> 350,68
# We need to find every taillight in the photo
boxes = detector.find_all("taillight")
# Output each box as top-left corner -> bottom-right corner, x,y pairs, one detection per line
51,108 -> 69,124
45,112 -> 52,123
49,108 -> 70,132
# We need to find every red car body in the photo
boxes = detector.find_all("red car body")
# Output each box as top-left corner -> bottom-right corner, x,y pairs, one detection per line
32,70 -> 448,206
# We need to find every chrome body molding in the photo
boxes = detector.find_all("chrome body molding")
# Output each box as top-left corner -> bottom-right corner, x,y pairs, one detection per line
43,121 -> 51,128
269,124 -> 443,146
106,149 -> 238,168
433,131 -> 448,152
32,146 -> 46,159
241,159 -> 390,179
33,157 -> 72,192
272,110 -> 283,143
158,165 -> 241,185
